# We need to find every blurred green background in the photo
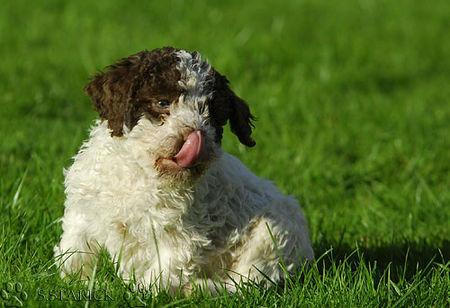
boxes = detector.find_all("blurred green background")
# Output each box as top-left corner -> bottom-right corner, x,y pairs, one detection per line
0,0 -> 448,305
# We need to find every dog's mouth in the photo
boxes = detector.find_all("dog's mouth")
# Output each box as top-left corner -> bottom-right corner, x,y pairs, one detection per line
158,130 -> 207,169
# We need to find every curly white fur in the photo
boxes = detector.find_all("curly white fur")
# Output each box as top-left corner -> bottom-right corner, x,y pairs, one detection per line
54,49 -> 314,295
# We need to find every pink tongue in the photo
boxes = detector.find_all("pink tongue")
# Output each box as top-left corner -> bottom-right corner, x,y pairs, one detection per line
174,131 -> 204,168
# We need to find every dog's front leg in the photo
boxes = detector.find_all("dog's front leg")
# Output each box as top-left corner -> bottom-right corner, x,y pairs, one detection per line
54,212 -> 99,280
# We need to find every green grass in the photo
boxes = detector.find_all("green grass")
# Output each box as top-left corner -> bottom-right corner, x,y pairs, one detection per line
0,0 -> 449,306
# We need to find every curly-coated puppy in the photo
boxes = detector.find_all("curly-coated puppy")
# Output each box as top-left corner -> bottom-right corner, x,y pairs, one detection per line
54,47 -> 314,294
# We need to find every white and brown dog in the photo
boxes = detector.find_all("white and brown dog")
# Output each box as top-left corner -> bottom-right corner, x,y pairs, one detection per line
54,47 -> 314,294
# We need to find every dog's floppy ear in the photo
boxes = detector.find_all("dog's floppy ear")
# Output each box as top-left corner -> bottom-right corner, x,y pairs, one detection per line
210,70 -> 256,147
84,52 -> 148,136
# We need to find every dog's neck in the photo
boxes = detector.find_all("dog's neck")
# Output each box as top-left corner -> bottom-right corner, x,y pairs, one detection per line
84,121 -> 226,228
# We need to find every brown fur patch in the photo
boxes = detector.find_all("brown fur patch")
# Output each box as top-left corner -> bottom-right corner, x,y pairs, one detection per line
84,47 -> 183,136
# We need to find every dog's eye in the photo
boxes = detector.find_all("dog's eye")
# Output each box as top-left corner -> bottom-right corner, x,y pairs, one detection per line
155,100 -> 171,110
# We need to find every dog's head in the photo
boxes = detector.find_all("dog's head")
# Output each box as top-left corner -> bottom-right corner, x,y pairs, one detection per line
85,47 -> 255,184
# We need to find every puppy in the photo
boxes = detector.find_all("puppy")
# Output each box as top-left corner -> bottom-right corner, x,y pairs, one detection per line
54,47 -> 314,294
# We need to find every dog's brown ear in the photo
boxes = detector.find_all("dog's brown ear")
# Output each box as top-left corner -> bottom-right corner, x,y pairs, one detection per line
210,71 -> 256,147
228,94 -> 256,147
84,53 -> 146,136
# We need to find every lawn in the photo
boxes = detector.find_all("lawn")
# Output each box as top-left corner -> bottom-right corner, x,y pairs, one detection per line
0,0 -> 449,306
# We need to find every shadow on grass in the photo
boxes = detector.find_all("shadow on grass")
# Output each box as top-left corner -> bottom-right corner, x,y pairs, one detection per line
313,238 -> 449,280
